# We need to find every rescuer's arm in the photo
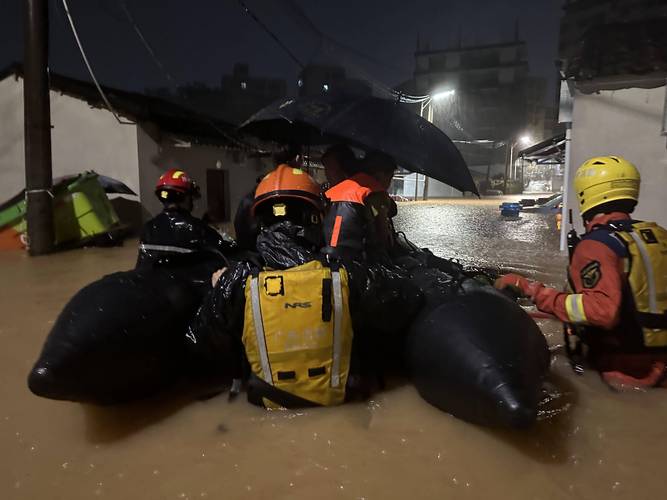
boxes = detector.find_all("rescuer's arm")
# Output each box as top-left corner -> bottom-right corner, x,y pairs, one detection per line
533,239 -> 624,329
496,239 -> 625,329
186,262 -> 251,372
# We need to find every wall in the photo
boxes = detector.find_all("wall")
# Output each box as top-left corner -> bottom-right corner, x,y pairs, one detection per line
565,85 -> 667,233
0,75 -> 140,203
136,125 -> 267,222
0,76 -> 25,202
426,179 -> 463,198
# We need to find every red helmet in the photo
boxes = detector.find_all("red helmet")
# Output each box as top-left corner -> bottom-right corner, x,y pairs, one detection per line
155,168 -> 200,202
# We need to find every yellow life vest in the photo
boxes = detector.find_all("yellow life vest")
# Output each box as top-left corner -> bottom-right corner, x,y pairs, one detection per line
242,260 -> 353,408
614,222 -> 667,347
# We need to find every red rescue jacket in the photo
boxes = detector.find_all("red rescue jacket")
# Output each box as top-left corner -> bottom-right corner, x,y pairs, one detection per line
533,212 -> 667,379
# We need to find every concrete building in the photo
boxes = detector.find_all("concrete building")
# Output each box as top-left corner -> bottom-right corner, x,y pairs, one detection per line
558,17 -> 667,249
0,65 -> 269,229
413,36 -> 555,194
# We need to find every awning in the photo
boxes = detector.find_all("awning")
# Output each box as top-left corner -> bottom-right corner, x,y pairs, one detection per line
518,133 -> 566,165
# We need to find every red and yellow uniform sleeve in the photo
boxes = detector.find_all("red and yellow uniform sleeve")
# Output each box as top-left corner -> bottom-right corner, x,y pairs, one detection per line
532,239 -> 625,330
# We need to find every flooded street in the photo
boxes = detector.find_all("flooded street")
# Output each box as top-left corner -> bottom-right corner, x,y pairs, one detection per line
2,199 -> 667,500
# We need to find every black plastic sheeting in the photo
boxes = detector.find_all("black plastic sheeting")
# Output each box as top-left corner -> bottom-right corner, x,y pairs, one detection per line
185,220 -> 424,384
136,208 -> 235,271
28,270 -> 202,404
407,288 -> 550,429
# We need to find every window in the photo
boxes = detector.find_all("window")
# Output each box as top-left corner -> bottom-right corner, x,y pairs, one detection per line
240,81 -> 247,90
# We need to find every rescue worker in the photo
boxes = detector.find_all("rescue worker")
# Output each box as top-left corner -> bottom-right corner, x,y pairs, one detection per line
232,145 -> 304,251
136,168 -> 235,274
321,144 -> 359,188
495,156 -> 667,389
186,164 -> 421,407
321,150 -> 397,262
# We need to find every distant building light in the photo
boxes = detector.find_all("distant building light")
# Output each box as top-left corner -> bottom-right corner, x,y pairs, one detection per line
323,84 -> 329,92
240,81 -> 247,90
297,79 -> 303,87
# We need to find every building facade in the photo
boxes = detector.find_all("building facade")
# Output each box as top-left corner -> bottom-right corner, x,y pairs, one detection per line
557,16 -> 667,249
0,67 -> 269,231
412,37 -> 556,193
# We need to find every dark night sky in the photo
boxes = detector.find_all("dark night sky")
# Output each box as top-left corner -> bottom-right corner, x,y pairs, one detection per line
1,0 -> 564,98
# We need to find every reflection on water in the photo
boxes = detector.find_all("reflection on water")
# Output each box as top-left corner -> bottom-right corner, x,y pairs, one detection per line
394,201 -> 565,284
2,200 -> 667,500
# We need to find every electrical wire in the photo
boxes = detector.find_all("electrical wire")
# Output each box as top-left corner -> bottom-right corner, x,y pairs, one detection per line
60,0 -> 134,125
279,0 -> 432,102
115,0 -> 250,149
118,0 -> 177,87
235,0 -> 305,69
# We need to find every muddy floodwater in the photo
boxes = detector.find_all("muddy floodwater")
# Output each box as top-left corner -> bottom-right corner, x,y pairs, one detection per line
2,199 -> 666,500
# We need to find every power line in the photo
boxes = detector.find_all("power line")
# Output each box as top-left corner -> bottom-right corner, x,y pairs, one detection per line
118,0 -> 177,88
276,0 -> 429,102
60,0 -> 134,125
235,0 -> 305,69
114,0 -> 249,148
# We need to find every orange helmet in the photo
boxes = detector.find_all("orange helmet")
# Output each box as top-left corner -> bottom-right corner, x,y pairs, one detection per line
252,164 -> 322,215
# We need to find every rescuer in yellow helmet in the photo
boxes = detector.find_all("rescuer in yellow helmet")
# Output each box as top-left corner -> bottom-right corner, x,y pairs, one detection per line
496,156 -> 667,390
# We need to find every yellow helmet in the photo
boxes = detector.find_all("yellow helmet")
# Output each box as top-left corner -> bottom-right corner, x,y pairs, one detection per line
573,156 -> 640,216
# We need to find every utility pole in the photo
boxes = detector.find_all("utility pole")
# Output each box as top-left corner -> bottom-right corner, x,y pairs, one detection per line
23,0 -> 54,255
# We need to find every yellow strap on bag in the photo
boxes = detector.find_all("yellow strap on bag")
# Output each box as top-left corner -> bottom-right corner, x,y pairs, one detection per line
242,260 -> 353,407
615,222 -> 667,347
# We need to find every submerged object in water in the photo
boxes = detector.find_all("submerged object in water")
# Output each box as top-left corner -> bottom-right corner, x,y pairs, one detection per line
28,270 -> 201,404
407,289 -> 550,429
499,202 -> 522,217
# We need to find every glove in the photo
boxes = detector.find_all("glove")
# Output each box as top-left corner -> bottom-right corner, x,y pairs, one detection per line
494,273 -> 540,299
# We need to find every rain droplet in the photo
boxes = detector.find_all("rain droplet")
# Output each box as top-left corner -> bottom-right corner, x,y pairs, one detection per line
153,470 -> 160,476
61,462 -> 69,469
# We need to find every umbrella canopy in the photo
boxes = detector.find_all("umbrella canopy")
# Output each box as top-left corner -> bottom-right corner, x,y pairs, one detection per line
241,94 -> 478,195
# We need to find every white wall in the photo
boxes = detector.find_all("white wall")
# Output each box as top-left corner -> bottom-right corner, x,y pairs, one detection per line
0,75 -> 140,203
426,178 -> 463,198
136,125 -> 267,220
565,85 -> 667,233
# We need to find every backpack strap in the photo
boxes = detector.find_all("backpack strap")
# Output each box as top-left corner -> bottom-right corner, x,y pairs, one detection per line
582,225 -> 628,258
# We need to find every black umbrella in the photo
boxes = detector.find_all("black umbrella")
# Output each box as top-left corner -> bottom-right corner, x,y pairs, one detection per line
241,94 -> 478,195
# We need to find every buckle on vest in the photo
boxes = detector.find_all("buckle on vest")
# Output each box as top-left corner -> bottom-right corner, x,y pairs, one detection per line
264,276 -> 284,296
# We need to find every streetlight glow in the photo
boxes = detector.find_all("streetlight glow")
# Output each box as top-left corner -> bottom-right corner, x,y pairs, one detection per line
519,135 -> 532,146
432,89 -> 455,101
